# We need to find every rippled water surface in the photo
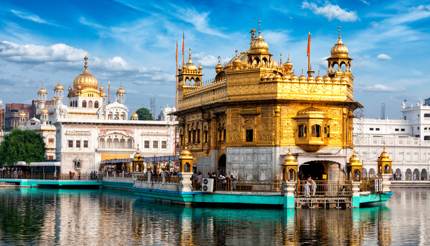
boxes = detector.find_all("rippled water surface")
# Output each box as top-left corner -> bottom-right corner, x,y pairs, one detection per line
0,188 -> 428,245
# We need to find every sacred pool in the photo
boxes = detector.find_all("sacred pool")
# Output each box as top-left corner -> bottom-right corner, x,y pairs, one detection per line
0,187 -> 427,245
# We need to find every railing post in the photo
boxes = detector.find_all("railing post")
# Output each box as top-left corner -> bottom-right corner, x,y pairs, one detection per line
351,181 -> 361,208
283,181 -> 296,209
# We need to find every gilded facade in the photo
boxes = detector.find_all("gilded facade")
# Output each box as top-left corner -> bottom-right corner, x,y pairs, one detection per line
175,29 -> 361,182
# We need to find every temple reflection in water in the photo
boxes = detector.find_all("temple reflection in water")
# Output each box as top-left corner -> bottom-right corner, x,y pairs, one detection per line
0,188 -> 428,245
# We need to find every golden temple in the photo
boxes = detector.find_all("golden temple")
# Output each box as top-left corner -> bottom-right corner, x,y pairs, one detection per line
175,28 -> 362,182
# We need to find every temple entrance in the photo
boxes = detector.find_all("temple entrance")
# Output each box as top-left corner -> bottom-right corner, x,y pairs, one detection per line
299,161 -> 327,180
218,154 -> 226,175
298,161 -> 343,181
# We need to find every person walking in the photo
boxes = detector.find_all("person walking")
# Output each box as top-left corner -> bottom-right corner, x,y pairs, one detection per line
308,177 -> 317,196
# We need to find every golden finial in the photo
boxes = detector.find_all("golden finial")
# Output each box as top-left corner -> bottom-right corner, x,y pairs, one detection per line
83,55 -> 89,71
257,19 -> 262,35
279,53 -> 283,64
217,56 -> 221,64
287,54 -> 291,63
337,26 -> 342,39
235,49 -> 238,57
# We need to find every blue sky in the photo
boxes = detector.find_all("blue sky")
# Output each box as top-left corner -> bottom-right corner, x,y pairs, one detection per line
0,0 -> 429,117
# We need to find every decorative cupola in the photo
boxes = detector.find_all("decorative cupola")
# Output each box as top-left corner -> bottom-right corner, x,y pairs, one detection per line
131,112 -> 138,120
247,28 -> 272,67
116,86 -> 126,104
348,151 -> 363,181
178,48 -> 203,87
215,56 -> 223,74
377,148 -> 392,176
282,150 -> 298,182
327,31 -> 352,77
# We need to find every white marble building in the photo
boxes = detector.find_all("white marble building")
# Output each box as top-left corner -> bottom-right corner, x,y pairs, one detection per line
20,56 -> 177,174
353,100 -> 430,180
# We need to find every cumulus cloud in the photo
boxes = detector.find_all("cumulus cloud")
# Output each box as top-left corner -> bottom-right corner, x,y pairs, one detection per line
377,53 -> 392,61
193,53 -> 218,67
0,41 -> 87,63
10,9 -> 57,26
363,84 -> 399,92
302,1 -> 358,22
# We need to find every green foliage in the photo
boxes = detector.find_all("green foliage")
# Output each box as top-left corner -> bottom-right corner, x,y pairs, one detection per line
0,129 -> 45,166
135,107 -> 154,120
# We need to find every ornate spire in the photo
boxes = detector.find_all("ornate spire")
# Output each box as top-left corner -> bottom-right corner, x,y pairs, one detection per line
83,55 -> 89,71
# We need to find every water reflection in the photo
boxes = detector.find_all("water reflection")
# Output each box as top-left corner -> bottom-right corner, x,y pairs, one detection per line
0,188 -> 427,245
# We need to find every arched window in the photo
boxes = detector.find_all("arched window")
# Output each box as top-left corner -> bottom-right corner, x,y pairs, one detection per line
70,101 -> 73,107
120,138 -> 126,148
311,124 -> 321,137
413,169 -> 420,180
298,124 -> 307,138
94,101 -> 99,108
394,168 -> 402,180
88,101 -> 93,108
108,112 -> 113,120
421,169 -> 428,180
121,113 -> 126,120
405,169 -> 412,181
107,138 -> 112,148
115,113 -> 119,120
82,100 -> 87,108
100,138 -> 105,148
127,139 -> 133,148
369,168 -> 376,178
340,62 -> 346,72
362,168 -> 368,179
113,138 -> 119,148
184,162 -> 190,172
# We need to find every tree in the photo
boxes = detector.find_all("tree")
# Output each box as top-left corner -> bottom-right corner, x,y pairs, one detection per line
0,129 -> 45,166
135,107 -> 154,120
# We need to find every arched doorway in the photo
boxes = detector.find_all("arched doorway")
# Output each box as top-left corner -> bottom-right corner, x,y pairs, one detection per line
299,161 -> 343,181
218,154 -> 226,175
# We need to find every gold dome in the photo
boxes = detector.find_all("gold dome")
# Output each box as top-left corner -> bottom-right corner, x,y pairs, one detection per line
185,48 -> 197,71
54,83 -> 64,91
349,152 -> 361,165
131,112 -> 138,120
38,87 -> 47,95
250,35 -> 269,54
73,56 -> 99,90
378,150 -> 392,161
179,148 -> 193,160
283,151 -> 298,166
215,63 -> 223,73
117,86 -> 126,95
331,36 -> 349,58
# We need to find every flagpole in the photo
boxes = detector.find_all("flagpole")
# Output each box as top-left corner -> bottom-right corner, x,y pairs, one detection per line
307,32 -> 313,77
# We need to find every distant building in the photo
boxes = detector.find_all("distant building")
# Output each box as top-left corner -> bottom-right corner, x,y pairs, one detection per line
0,101 -> 4,130
20,56 -> 177,173
353,99 -> 430,180
5,103 -> 35,131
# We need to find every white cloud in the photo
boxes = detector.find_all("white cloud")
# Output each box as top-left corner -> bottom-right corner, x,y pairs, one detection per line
387,5 -> 430,25
302,1 -> 358,22
264,31 -> 289,46
194,53 -> 218,67
10,9 -> 57,26
362,84 -> 400,92
377,53 -> 392,60
0,41 -> 87,63
173,7 -> 226,38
